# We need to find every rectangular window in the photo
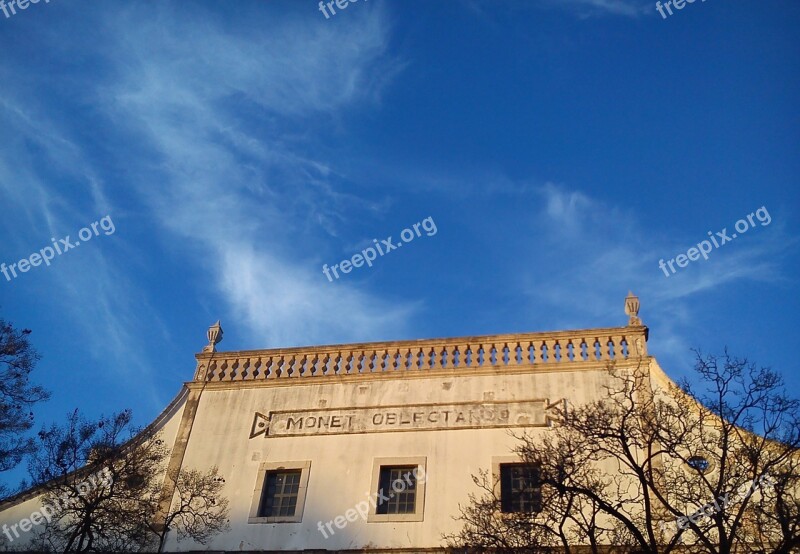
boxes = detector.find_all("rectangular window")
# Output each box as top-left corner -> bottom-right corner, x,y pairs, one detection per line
376,466 -> 417,515
500,463 -> 541,513
259,470 -> 301,517
367,457 -> 426,523
249,461 -> 310,524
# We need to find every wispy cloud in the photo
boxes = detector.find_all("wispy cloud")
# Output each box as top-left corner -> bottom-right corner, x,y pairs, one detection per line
96,3 -> 413,347
514,183 -> 792,374
535,0 -> 650,17
0,97 -> 167,407
462,0 -> 649,18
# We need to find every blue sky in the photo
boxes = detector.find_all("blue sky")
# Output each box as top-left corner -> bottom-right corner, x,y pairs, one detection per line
0,0 -> 797,489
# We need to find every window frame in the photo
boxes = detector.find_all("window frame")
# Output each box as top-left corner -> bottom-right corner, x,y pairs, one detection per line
367,456 -> 427,523
492,456 -> 542,515
375,465 -> 418,515
248,461 -> 311,524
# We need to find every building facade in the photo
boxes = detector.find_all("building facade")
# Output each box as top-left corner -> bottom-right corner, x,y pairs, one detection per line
1,293 -> 680,552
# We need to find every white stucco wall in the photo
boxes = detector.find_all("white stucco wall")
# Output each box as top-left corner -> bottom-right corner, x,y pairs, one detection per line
167,364 -> 625,552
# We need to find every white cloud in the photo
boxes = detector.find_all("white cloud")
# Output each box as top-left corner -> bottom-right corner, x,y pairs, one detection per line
98,3 -> 413,347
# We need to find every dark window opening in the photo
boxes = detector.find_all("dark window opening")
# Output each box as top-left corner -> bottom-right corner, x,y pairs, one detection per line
500,464 -> 542,513
376,466 -> 417,514
258,470 -> 301,517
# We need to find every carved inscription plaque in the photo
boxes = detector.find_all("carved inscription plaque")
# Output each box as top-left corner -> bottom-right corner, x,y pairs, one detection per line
249,399 -> 565,439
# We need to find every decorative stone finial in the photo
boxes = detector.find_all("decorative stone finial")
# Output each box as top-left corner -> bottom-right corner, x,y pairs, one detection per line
203,321 -> 223,353
624,292 -> 641,326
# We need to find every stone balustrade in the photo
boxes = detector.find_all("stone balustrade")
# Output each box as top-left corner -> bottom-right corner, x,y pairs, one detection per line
194,325 -> 649,383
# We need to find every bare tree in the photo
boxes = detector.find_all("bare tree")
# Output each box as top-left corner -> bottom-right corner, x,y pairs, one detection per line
0,318 -> 49,493
446,351 -> 800,553
29,409 -> 163,552
28,409 -> 229,552
145,466 -> 230,553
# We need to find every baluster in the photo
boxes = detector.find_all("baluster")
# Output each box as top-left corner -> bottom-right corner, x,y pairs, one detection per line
540,341 -> 549,363
501,343 -> 509,366
512,342 -> 522,365
429,346 -> 440,370
592,338 -> 601,360
529,341 -> 539,364
438,345 -> 447,369
577,338 -> 586,361
464,344 -> 473,368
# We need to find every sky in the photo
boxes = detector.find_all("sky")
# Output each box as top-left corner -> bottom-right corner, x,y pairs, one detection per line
0,0 -> 797,490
